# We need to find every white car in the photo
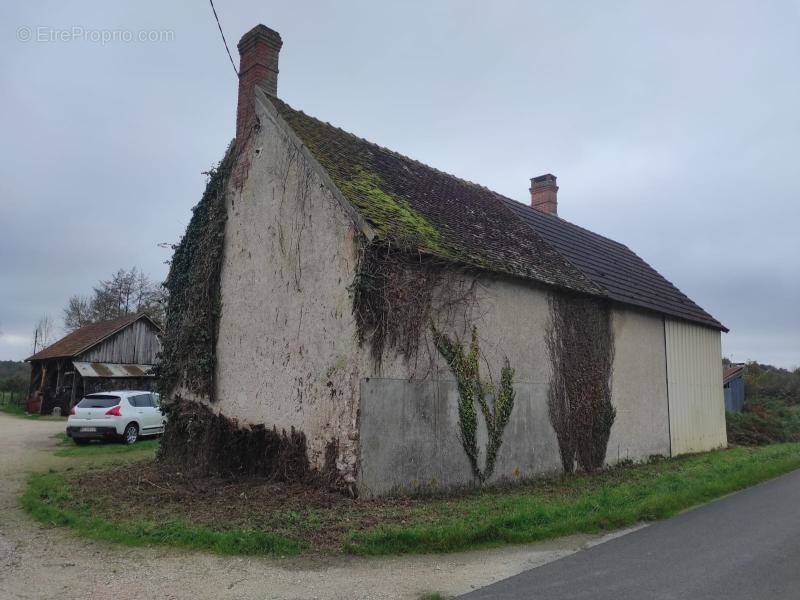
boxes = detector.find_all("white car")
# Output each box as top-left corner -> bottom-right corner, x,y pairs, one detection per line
66,390 -> 166,445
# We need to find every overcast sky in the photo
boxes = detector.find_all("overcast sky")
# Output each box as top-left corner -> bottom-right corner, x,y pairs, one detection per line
1,1 -> 798,367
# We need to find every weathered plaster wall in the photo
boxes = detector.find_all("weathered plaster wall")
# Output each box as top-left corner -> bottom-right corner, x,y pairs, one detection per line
606,307 -> 671,463
357,274 -> 558,496
360,275 -> 562,494
359,280 -> 675,495
215,98 -> 363,477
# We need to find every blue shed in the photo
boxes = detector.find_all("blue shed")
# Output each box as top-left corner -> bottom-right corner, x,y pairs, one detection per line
723,365 -> 745,412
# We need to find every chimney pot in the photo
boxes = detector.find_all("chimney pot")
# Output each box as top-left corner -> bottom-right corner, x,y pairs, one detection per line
236,24 -> 283,142
530,173 -> 558,216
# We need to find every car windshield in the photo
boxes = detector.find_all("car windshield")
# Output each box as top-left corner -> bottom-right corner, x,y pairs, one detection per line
76,395 -> 120,408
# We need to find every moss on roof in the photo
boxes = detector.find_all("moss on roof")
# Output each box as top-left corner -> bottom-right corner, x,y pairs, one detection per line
270,97 -> 600,295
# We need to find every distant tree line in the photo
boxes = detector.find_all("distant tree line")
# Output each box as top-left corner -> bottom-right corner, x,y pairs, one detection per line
0,360 -> 29,380
743,362 -> 800,404
63,267 -> 166,332
0,361 -> 29,404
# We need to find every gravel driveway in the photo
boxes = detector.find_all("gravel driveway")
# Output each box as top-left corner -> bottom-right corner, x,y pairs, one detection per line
0,413 -> 634,599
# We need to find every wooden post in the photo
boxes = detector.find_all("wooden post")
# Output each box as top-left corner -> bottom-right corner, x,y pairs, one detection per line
70,371 -> 78,408
39,363 -> 47,415
55,361 -> 63,393
27,361 -> 37,397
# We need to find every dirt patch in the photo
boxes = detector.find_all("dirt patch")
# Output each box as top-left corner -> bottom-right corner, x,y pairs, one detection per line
72,460 -> 441,553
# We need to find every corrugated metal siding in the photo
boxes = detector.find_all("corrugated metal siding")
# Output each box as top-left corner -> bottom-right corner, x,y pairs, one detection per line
724,377 -> 745,412
72,362 -> 155,378
76,319 -> 161,364
665,318 -> 727,454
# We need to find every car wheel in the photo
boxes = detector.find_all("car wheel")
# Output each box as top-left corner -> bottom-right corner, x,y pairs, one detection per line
74,438 -> 90,445
123,423 -> 139,445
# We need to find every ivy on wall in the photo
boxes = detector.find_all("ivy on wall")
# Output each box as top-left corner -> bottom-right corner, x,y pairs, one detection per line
432,325 -> 515,483
158,395 -> 315,481
351,243 -> 476,368
546,292 -> 616,473
157,143 -> 235,401
351,245 -> 438,366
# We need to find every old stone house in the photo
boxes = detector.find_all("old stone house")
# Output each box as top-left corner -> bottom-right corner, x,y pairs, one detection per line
26,313 -> 161,415
163,24 -> 727,496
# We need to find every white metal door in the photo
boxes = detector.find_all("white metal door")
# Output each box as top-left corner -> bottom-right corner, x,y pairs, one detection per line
665,318 -> 727,455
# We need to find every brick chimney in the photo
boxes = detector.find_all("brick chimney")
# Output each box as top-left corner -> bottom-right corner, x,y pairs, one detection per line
236,24 -> 283,142
530,174 -> 558,216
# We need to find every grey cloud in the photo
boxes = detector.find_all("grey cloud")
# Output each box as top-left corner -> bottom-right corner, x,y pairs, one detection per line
1,0 -> 797,367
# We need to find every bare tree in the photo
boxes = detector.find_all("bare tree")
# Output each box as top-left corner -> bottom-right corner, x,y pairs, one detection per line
63,295 -> 93,332
32,315 -> 55,354
62,267 -> 166,331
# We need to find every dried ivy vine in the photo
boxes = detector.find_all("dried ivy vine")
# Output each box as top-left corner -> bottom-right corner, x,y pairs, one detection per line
157,142 -> 236,401
157,396 -> 313,480
275,141 -> 314,291
431,325 -> 516,483
546,292 -> 616,473
350,243 -> 477,369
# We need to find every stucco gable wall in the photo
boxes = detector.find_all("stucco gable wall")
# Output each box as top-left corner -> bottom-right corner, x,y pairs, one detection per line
215,100 -> 363,475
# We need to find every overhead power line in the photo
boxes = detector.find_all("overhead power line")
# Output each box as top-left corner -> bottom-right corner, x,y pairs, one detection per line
209,0 -> 238,77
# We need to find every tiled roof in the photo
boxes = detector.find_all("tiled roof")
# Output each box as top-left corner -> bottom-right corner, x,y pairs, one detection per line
270,98 -> 599,296
503,200 -> 726,330
269,96 -> 725,331
26,314 -> 145,361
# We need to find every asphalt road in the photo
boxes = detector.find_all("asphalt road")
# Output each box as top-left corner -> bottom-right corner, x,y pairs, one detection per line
459,468 -> 800,599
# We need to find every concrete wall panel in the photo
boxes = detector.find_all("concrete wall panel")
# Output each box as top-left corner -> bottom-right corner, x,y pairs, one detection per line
359,377 -> 559,496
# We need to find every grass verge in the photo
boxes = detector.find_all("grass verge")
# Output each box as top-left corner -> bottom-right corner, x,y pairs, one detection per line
52,433 -> 160,458
0,403 -> 40,418
346,444 -> 800,555
22,443 -> 800,557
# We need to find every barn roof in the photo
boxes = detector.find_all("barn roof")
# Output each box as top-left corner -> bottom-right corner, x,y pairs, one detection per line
26,314 -> 158,361
268,96 -> 725,331
723,364 -> 745,383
